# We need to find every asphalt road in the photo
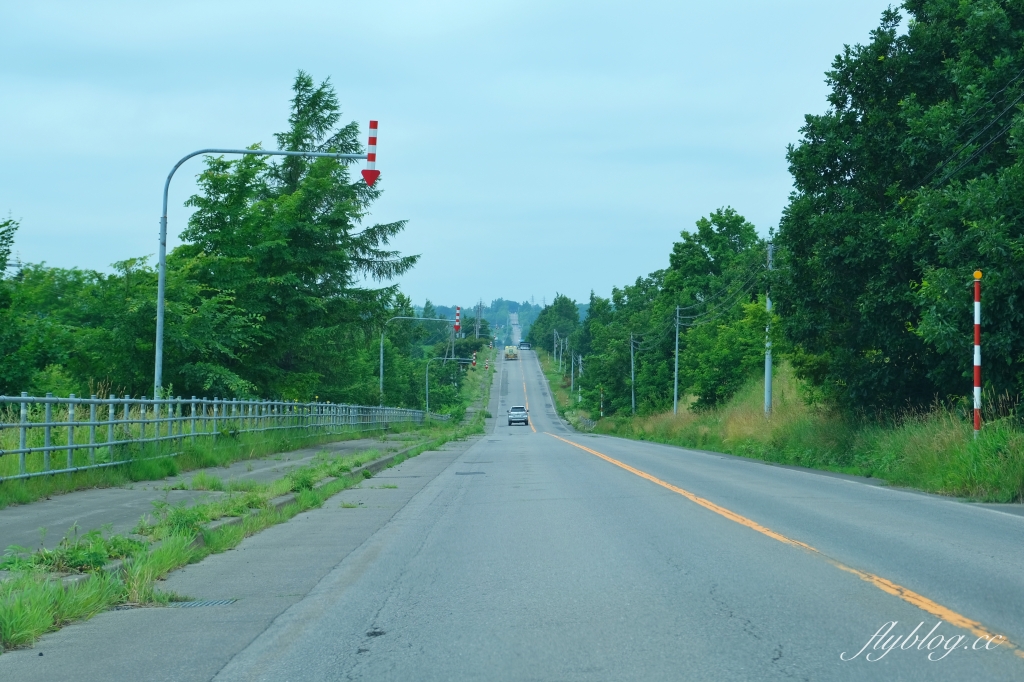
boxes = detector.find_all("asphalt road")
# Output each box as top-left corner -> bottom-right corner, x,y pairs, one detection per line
218,351 -> 1024,680
5,350 -> 1024,680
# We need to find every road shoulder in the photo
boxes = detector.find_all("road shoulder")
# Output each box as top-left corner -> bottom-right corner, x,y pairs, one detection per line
0,438 -> 479,681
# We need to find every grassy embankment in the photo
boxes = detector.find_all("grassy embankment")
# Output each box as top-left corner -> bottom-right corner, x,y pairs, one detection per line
534,349 -> 589,429
0,359 -> 495,651
460,344 -> 497,420
536,350 -> 1024,503
0,415 -> 430,510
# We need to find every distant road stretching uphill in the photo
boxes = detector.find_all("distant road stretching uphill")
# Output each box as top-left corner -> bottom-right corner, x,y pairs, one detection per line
3,350 -> 1022,681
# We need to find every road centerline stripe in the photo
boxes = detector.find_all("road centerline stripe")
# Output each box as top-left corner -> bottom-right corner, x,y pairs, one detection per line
546,432 -> 1023,658
521,359 -> 536,433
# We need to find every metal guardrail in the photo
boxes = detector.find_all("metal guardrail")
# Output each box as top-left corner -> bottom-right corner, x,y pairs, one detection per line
0,393 -> 449,482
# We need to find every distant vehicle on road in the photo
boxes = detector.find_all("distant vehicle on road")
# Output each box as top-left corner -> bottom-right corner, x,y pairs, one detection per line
519,342 -> 531,350
504,346 -> 519,360
508,405 -> 529,426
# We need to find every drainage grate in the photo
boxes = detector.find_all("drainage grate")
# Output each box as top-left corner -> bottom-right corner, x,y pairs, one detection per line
169,599 -> 237,608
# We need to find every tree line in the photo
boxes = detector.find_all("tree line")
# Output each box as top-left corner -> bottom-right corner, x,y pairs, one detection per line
530,1 -> 1024,418
0,72 -> 487,411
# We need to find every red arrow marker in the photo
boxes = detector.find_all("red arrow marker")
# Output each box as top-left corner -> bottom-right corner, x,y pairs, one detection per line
362,120 -> 379,187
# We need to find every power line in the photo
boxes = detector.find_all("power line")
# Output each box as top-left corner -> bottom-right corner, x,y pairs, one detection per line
919,65 -> 1024,187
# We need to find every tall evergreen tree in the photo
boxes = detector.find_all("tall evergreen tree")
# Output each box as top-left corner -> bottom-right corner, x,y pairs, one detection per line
179,71 -> 417,399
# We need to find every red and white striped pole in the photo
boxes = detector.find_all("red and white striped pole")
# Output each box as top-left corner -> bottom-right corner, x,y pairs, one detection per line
361,120 -> 381,187
973,270 -> 982,438
454,307 -> 461,335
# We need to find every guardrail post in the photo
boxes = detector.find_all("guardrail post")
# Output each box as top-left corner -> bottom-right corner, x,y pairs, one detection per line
212,397 -> 219,440
140,397 -> 148,441
44,393 -> 53,472
89,395 -> 97,465
67,394 -> 76,469
122,396 -> 130,451
175,397 -> 182,445
154,395 -> 161,440
169,397 -> 176,443
19,392 -> 28,475
107,394 -> 116,462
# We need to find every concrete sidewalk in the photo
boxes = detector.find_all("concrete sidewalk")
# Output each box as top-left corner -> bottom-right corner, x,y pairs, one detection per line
0,434 -> 419,552
0,436 -> 480,681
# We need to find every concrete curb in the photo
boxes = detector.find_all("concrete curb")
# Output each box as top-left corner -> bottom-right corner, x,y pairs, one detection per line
189,439 -> 430,547
0,440 -> 435,588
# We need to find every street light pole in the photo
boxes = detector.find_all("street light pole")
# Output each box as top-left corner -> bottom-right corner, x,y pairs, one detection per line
156,146 -> 372,398
380,316 -> 451,404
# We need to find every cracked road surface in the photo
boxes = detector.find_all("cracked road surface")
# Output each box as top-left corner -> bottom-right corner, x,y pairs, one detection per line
4,350 -> 1024,680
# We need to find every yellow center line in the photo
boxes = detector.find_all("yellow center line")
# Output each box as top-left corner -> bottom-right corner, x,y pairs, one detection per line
521,359 -> 536,433
546,432 -> 1023,658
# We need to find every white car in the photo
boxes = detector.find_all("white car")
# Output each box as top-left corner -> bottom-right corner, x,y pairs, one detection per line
508,406 -> 529,426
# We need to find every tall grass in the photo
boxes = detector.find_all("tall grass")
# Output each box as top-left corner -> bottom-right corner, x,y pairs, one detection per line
535,349 -> 593,430
595,363 -> 1024,502
0,571 -> 123,650
0,356 -> 493,653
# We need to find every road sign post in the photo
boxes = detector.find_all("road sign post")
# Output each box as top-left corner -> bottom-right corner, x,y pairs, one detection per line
973,270 -> 982,439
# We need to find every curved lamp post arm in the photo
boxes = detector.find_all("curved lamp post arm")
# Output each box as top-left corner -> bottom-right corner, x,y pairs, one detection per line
154,148 -> 367,397
379,316 -> 452,405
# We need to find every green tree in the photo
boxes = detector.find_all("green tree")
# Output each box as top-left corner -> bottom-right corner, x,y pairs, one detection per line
526,294 -> 579,351
776,1 -> 1024,410
569,208 -> 766,415
0,218 -> 35,394
179,71 -> 417,400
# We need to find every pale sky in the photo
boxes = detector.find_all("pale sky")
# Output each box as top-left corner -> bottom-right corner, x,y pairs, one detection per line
1,1 -> 897,306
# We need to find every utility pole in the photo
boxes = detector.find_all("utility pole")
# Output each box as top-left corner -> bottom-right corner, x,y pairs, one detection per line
578,355 -> 583,403
673,307 -> 680,415
765,243 -> 774,416
570,350 -> 574,392
630,333 -> 636,415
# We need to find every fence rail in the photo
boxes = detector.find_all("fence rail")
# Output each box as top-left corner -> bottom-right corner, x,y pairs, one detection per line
0,393 -> 448,482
